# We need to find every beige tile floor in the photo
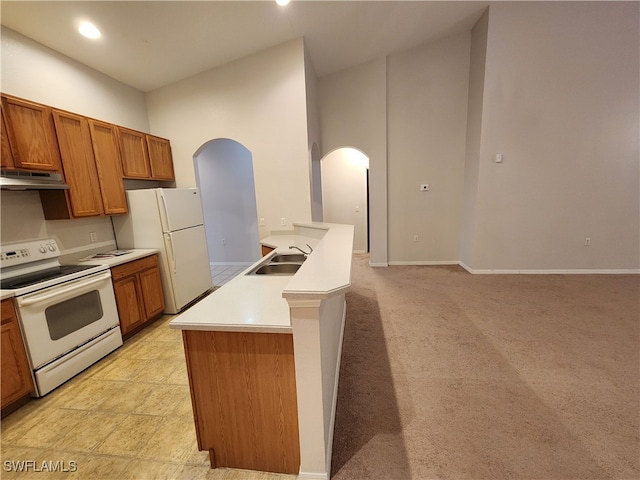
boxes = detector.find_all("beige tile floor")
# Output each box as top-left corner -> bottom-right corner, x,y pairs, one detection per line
1,316 -> 297,480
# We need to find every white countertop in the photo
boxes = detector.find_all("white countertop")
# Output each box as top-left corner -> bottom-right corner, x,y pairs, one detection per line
0,249 -> 159,301
169,222 -> 354,333
1,290 -> 14,301
75,249 -> 159,268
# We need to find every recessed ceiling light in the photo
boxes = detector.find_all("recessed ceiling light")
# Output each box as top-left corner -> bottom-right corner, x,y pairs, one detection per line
276,0 -> 291,6
78,21 -> 101,39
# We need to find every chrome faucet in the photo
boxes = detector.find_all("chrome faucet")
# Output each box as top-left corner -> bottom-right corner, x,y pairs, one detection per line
289,244 -> 313,255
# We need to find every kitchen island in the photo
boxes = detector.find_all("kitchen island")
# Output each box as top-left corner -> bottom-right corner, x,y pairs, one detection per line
169,222 -> 353,480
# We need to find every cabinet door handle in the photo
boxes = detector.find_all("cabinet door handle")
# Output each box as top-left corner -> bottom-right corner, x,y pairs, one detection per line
167,234 -> 176,274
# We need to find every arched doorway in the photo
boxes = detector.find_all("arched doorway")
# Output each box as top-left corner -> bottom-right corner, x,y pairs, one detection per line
321,147 -> 370,253
194,139 -> 260,284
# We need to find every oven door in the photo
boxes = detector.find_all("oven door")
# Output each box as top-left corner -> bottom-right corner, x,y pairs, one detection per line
16,270 -> 120,369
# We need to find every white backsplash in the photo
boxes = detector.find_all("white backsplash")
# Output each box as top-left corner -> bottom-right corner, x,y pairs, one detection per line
0,190 -> 117,260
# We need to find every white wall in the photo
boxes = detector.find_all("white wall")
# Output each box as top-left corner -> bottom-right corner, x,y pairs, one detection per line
0,27 -> 149,129
194,139 -> 261,264
460,9 -> 488,269
466,2 -> 640,271
145,39 -> 312,240
0,28 -> 149,255
318,59 -> 388,266
304,46 -> 323,223
387,33 -> 470,264
321,149 -> 368,252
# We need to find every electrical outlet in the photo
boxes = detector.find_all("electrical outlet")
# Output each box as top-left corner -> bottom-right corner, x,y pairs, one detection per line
221,238 -> 226,245
584,237 -> 591,246
259,218 -> 266,226
280,218 -> 287,226
413,235 -> 419,242
90,232 -> 97,243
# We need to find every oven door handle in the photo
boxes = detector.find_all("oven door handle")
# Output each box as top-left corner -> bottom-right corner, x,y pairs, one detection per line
18,272 -> 112,307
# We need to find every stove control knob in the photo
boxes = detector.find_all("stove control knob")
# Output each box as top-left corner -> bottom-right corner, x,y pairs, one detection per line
39,246 -> 47,254
48,244 -> 56,252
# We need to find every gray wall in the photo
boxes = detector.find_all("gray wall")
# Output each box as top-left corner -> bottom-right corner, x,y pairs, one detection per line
145,39 -> 312,239
466,2 -> 639,271
387,32 -> 470,264
318,58 -> 388,266
318,2 -> 639,272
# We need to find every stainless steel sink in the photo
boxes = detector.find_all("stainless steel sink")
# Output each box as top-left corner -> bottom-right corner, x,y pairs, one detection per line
270,254 -> 307,263
249,263 -> 302,275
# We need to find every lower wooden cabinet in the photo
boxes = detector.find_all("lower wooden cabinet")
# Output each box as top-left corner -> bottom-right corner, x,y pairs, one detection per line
183,330 -> 300,475
111,254 -> 164,338
1,299 -> 34,416
261,244 -> 275,256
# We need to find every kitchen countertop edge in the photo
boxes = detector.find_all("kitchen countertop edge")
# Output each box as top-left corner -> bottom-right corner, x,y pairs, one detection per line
169,222 -> 353,333
75,248 -> 160,268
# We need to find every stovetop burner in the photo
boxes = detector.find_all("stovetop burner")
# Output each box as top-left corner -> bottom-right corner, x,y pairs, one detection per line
0,264 -> 97,290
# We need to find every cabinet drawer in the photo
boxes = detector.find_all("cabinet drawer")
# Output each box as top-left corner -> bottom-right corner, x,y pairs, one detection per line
111,254 -> 159,281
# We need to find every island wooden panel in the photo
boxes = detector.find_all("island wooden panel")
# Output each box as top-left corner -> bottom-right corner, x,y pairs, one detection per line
183,330 -> 300,475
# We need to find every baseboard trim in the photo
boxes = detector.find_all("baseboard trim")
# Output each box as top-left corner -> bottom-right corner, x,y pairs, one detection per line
459,262 -> 640,274
369,262 -> 388,267
297,472 -> 329,480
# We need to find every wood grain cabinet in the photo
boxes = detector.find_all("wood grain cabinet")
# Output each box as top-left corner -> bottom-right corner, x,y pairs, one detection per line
40,112 -> 128,219
1,103 -> 16,169
119,128 -> 175,181
87,119 -> 128,215
1,299 -> 34,416
50,110 -> 105,217
118,127 -> 151,179
183,330 -> 300,474
111,254 -> 164,338
1,95 -> 62,172
146,134 -> 175,180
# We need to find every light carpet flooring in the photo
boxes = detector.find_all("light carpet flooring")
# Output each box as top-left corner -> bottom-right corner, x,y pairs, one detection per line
331,254 -> 639,479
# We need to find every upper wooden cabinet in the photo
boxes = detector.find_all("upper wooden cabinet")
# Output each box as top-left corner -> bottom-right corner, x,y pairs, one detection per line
1,104 -> 15,169
118,127 -> 150,179
1,95 -> 61,172
1,93 -> 175,219
42,112 -> 129,220
146,135 -> 175,180
88,120 -> 128,215
119,128 -> 175,181
52,110 -> 104,217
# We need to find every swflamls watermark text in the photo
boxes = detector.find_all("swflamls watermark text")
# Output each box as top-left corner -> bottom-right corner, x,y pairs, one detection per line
3,460 -> 78,473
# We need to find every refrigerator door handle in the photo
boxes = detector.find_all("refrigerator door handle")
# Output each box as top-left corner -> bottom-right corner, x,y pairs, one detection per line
166,234 -> 177,274
160,191 -> 170,232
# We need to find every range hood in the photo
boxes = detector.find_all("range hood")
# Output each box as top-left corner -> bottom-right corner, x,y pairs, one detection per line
0,170 -> 69,190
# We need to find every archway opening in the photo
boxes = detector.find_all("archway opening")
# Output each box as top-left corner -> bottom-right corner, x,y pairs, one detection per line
194,138 -> 260,285
321,147 -> 370,253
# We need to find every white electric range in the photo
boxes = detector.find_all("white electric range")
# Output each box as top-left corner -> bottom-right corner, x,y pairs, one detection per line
0,238 -> 122,396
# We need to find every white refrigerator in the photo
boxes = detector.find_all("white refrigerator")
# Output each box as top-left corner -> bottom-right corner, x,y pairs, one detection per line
113,188 -> 213,314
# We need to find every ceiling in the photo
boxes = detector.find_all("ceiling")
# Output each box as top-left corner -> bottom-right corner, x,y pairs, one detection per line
0,1 -> 488,92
